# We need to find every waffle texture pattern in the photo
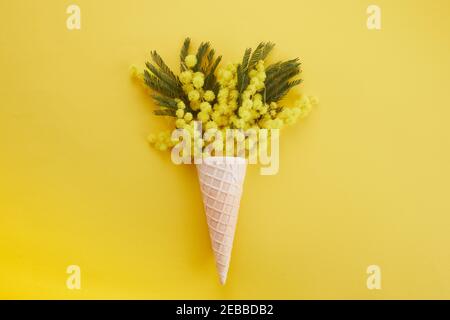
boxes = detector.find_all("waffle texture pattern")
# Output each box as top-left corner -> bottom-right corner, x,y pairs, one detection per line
196,157 -> 247,284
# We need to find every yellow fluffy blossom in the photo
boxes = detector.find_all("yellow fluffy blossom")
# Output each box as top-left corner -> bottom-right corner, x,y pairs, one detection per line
129,64 -> 142,80
192,72 -> 205,89
200,101 -> 212,113
259,104 -> 268,115
179,71 -> 193,84
148,131 -> 175,152
253,99 -> 263,109
185,54 -> 197,68
242,99 -> 253,109
188,90 -> 200,101
205,121 -> 218,130
176,109 -> 184,118
147,133 -> 157,144
175,118 -> 186,128
229,89 -> 239,100
256,60 -> 265,72
203,90 -> 215,102
295,95 -> 318,118
238,108 -> 251,120
177,101 -> 186,109
190,100 -> 201,110
217,88 -> 229,104
184,112 -> 193,122
222,70 -> 232,81
197,111 -> 210,123
182,84 -> 194,93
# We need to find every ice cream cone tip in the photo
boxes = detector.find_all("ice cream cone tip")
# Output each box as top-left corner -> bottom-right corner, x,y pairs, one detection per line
219,274 -> 227,285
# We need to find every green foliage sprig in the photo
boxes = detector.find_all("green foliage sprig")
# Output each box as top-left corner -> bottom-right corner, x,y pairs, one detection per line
141,38 -> 303,117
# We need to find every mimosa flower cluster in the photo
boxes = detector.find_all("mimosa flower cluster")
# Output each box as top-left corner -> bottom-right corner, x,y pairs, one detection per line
131,38 -> 317,154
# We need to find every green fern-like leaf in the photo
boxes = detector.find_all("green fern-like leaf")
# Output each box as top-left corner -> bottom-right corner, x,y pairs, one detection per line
212,82 -> 220,96
264,58 -> 302,103
204,55 -> 222,91
265,66 -> 300,93
145,62 -> 182,95
204,49 -> 215,72
151,95 -> 178,109
248,43 -> 263,70
237,48 -> 252,93
144,48 -> 188,104
236,64 -> 244,92
150,51 -> 178,83
236,43 -> 275,102
194,42 -> 210,72
265,58 -> 300,83
266,79 -> 302,103
143,69 -> 180,98
154,108 -> 176,117
261,42 -> 275,60
242,48 -> 252,69
248,42 -> 275,70
180,37 -> 191,72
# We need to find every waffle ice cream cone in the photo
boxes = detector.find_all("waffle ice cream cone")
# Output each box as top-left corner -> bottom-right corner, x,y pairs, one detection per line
196,156 -> 247,285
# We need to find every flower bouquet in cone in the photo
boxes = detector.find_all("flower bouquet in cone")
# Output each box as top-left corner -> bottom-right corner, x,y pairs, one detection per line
131,38 -> 316,284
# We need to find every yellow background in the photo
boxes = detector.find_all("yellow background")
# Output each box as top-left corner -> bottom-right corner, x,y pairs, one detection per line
1,0 -> 450,299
